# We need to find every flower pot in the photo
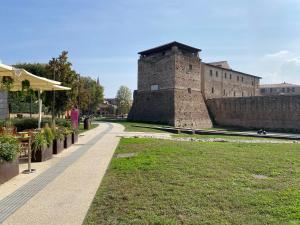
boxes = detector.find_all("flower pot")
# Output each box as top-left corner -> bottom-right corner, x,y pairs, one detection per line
72,133 -> 78,144
53,139 -> 64,154
0,158 -> 19,184
31,144 -> 53,162
64,134 -> 72,149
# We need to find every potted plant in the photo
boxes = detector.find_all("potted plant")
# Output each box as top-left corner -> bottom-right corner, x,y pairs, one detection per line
0,135 -> 20,184
52,127 -> 64,154
31,130 -> 52,162
72,128 -> 79,144
63,127 -> 73,149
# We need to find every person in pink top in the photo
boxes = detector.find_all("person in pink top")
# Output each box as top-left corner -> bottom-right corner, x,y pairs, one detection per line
71,106 -> 79,129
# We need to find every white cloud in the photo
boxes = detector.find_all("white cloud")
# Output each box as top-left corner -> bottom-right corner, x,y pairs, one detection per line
263,50 -> 290,59
258,50 -> 300,84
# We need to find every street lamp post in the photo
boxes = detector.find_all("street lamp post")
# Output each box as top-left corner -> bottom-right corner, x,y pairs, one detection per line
52,59 -> 58,127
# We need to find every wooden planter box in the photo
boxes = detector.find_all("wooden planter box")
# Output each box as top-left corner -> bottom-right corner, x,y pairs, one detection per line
64,134 -> 72,149
53,139 -> 64,154
0,159 -> 19,184
72,133 -> 78,144
31,144 -> 53,162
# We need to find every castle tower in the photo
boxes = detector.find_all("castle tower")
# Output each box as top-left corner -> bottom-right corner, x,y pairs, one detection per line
128,42 -> 212,129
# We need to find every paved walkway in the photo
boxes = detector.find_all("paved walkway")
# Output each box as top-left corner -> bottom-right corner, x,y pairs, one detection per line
0,122 -> 124,225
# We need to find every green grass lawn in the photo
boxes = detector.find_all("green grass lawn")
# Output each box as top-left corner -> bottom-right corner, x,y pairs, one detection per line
84,138 -> 300,225
84,139 -> 300,225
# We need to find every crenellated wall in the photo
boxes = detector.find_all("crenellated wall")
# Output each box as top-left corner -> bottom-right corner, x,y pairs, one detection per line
206,95 -> 300,132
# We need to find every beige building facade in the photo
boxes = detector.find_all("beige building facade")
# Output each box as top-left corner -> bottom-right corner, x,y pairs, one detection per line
259,82 -> 300,96
202,63 -> 260,99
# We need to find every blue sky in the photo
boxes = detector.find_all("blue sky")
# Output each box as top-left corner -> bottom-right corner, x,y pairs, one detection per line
1,0 -> 300,97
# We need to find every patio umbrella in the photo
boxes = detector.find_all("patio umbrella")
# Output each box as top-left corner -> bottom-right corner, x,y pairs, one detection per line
0,63 -> 71,128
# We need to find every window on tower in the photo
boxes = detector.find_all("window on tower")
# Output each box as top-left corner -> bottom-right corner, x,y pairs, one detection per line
150,84 -> 159,91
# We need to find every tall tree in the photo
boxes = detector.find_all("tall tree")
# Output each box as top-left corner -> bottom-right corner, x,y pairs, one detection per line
45,51 -> 78,116
116,86 -> 132,115
78,76 -> 104,115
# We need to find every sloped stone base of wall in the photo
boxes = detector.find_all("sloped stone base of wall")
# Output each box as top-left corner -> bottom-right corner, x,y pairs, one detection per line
174,89 -> 212,129
128,89 -> 213,129
207,95 -> 300,132
128,90 -> 175,125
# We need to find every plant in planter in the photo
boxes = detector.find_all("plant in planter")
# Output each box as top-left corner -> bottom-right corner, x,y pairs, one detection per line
52,127 -> 65,154
44,124 -> 54,147
31,130 -> 52,162
0,135 -> 20,184
63,127 -> 73,149
72,128 -> 79,144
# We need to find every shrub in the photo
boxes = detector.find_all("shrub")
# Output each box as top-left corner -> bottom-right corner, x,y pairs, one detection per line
12,118 -> 38,131
56,119 -> 71,128
10,118 -> 72,131
32,131 -> 47,152
0,135 -> 20,162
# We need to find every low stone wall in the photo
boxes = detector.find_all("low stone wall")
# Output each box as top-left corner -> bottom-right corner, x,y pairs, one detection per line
206,95 -> 300,132
0,92 -> 8,120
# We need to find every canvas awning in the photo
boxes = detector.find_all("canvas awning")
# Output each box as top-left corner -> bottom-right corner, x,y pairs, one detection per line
0,63 -> 70,91
0,63 -> 71,128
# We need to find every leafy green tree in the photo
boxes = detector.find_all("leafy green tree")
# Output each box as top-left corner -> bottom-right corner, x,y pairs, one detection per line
78,77 -> 104,115
45,51 -> 79,117
116,86 -> 132,115
13,52 -> 104,118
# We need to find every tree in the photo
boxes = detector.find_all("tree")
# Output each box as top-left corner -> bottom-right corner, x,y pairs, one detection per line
14,55 -> 79,118
116,86 -> 132,115
78,77 -> 104,115
45,51 -> 79,117
13,52 -> 104,118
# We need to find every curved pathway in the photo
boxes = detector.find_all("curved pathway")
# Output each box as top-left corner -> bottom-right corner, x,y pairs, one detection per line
0,122 -> 124,225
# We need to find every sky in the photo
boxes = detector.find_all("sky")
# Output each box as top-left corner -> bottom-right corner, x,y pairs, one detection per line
0,0 -> 300,97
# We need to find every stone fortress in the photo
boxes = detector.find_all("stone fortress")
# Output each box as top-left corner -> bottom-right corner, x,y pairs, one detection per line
128,42 -> 300,132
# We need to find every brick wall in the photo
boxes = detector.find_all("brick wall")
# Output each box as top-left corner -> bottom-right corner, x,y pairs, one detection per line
128,90 -> 175,125
173,53 -> 212,128
138,50 -> 175,91
207,95 -> 300,132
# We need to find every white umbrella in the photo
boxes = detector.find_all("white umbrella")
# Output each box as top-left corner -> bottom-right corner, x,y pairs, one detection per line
0,63 -> 71,128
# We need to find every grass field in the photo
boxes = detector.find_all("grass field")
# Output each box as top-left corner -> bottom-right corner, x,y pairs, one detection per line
84,138 -> 300,225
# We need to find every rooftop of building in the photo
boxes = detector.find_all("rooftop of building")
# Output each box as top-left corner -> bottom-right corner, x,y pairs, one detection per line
204,62 -> 262,79
260,82 -> 300,88
138,41 -> 201,56
208,61 -> 231,69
